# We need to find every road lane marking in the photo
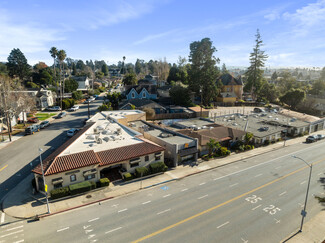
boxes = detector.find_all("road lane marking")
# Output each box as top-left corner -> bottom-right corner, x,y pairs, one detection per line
88,218 -> 99,222
163,194 -> 171,198
132,158 -> 325,243
251,204 -> 262,210
211,146 -> 319,182
142,201 -> 151,205
57,227 -> 69,232
83,225 -> 91,229
198,194 -> 208,200
0,229 -> 24,238
300,181 -> 306,185
0,221 -> 23,229
241,238 -> 248,243
111,204 -> 119,207
118,208 -> 128,213
85,229 -> 93,234
5,225 -> 23,231
13,240 -> 24,243
229,183 -> 238,187
157,209 -> 171,215
181,188 -> 188,192
0,213 -> 5,224
199,182 -> 206,186
279,191 -> 287,196
275,166 -> 282,170
274,218 -> 281,224
318,172 -> 323,176
217,221 -> 229,229
298,203 -> 304,208
254,173 -> 263,178
0,164 -> 8,172
88,234 -> 96,239
105,227 -> 122,234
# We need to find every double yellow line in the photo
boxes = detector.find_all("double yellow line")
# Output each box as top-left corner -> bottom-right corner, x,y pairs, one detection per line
133,158 -> 325,243
0,164 -> 8,172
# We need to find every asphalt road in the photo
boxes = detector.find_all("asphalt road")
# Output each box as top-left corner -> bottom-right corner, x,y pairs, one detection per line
0,98 -> 103,204
4,138 -> 324,243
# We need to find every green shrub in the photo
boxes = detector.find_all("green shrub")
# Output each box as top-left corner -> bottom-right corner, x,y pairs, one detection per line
219,147 -> 231,156
99,178 -> 110,187
149,161 -> 168,174
90,181 -> 97,189
50,186 -> 70,199
72,90 -> 83,100
135,167 -> 150,178
123,172 -> 133,181
69,181 -> 92,195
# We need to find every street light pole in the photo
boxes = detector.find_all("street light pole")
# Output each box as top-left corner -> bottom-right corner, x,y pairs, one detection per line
292,155 -> 312,232
39,148 -> 50,214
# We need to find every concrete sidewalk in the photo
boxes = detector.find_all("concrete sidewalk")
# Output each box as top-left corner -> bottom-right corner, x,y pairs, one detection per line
1,134 -> 325,242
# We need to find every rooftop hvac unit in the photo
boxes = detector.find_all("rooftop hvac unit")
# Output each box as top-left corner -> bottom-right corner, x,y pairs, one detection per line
86,135 -> 95,140
93,128 -> 99,133
96,138 -> 102,144
117,127 -> 122,134
103,137 -> 110,142
111,135 -> 116,141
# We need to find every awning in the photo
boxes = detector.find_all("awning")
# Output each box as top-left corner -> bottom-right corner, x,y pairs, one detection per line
178,147 -> 198,157
83,169 -> 97,177
52,177 -> 63,185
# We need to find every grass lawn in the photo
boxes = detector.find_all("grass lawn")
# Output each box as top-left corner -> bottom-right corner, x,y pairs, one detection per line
35,113 -> 56,121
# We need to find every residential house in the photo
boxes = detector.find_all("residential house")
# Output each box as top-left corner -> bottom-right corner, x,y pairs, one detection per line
32,110 -> 164,193
120,99 -> 167,114
72,76 -> 90,91
125,85 -> 157,100
216,73 -> 243,103
13,88 -> 54,110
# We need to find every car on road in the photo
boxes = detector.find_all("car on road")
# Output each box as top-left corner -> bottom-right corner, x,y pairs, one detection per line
306,135 -> 318,143
25,124 -> 40,135
316,134 -> 325,140
40,120 -> 50,128
47,106 -> 61,111
69,105 -> 80,111
67,128 -> 80,137
56,112 -> 67,119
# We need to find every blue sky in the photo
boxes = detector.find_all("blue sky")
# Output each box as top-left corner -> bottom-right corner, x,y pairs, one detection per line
0,0 -> 324,67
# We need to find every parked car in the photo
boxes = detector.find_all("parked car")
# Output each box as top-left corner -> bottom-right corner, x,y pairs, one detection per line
306,135 -> 318,143
88,97 -> 96,102
69,105 -> 79,111
40,120 -> 50,128
316,134 -> 325,140
47,106 -> 61,111
27,117 -> 39,123
25,125 -> 40,135
93,95 -> 99,99
56,112 -> 67,119
67,128 -> 80,137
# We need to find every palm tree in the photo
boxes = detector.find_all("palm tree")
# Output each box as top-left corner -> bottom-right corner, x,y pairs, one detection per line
244,132 -> 254,145
57,50 -> 66,108
49,47 -> 58,94
206,138 -> 220,157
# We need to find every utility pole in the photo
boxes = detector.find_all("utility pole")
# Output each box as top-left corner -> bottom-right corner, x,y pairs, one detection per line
39,148 -> 50,214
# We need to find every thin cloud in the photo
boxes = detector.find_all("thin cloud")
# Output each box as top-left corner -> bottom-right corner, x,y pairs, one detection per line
0,8 -> 64,61
133,29 -> 179,45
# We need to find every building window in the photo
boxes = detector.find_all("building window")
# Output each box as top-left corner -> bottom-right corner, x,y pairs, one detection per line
145,155 -> 149,162
54,183 -> 62,189
155,152 -> 161,161
70,174 -> 76,182
131,92 -> 135,98
130,162 -> 139,168
85,174 -> 95,180
142,92 -> 146,98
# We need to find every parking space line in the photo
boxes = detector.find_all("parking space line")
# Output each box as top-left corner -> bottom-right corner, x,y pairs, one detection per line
0,212 -> 5,224
118,208 -> 128,213
199,182 -> 206,186
198,194 -> 208,200
142,201 -> 151,205
0,230 -> 24,238
181,188 -> 188,192
157,209 -> 171,215
105,227 -> 122,234
163,194 -> 171,198
57,227 -> 69,232
229,183 -> 238,187
279,191 -> 287,196
252,204 -> 262,210
217,221 -> 229,229
88,218 -> 99,222
5,225 -> 23,231
254,173 -> 263,178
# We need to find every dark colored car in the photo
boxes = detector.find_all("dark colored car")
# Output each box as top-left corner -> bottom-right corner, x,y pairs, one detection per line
56,112 -> 67,119
25,125 -> 40,135
306,135 -> 318,143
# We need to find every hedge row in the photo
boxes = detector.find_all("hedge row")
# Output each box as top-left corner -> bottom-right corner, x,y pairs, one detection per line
124,161 -> 168,181
50,178 -> 110,199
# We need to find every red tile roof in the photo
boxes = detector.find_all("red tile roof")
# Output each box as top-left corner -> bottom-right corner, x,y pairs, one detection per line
32,124 -> 164,176
97,142 -> 164,166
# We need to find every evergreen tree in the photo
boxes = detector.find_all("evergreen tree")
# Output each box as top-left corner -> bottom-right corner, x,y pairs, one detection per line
188,38 -> 220,106
221,63 -> 228,74
6,48 -> 30,80
72,62 -> 77,76
135,59 -> 142,75
244,29 -> 268,98
101,63 -> 109,76
271,71 -> 278,81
